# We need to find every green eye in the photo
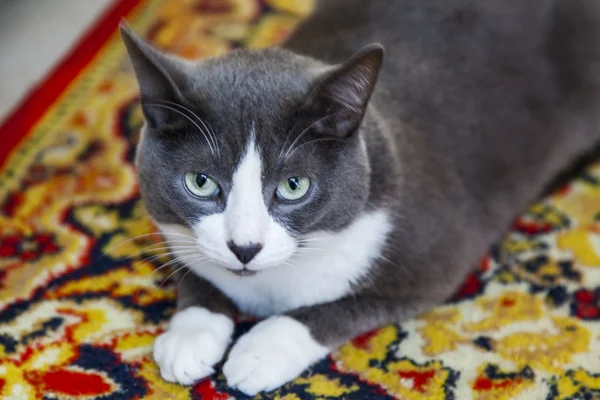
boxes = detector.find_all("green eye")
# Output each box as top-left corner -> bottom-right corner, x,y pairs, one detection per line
185,172 -> 220,197
276,177 -> 311,201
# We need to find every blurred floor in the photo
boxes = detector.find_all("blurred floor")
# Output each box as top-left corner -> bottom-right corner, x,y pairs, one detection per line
0,0 -> 112,122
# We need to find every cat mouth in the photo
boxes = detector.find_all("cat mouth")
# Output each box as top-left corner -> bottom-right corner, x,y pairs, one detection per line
227,268 -> 259,277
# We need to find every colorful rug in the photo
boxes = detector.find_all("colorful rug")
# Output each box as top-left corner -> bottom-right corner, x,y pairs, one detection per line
1,1 -> 600,399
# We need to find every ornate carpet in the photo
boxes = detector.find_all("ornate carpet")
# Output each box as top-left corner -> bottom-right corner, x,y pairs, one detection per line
1,1 -> 600,399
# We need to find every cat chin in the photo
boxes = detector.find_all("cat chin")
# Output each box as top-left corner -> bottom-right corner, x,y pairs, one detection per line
226,268 -> 259,277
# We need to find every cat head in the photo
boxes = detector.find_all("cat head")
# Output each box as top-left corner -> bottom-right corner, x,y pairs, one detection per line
121,24 -> 383,276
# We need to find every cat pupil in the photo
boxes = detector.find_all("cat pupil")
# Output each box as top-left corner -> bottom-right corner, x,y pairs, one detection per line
196,174 -> 208,187
288,178 -> 299,191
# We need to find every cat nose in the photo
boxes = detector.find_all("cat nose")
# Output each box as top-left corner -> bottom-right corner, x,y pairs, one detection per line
227,242 -> 262,264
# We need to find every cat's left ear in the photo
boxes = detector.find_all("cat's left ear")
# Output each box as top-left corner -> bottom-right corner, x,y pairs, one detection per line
307,43 -> 384,138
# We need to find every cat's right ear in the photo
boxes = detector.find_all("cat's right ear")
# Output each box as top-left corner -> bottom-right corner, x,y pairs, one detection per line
306,43 -> 384,138
120,21 -> 187,127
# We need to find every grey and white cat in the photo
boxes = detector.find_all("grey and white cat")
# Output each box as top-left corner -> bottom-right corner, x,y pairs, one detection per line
121,0 -> 600,395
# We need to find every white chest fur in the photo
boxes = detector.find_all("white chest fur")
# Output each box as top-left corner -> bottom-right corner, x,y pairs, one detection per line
160,210 -> 391,317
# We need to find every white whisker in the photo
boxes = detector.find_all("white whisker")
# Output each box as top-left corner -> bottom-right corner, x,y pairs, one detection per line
105,232 -> 195,254
159,265 -> 189,288
109,241 -> 197,261
282,111 -> 340,160
296,237 -> 326,243
278,120 -> 302,159
160,100 -> 220,156
141,245 -> 199,252
144,102 -> 216,155
177,267 -> 195,288
138,250 -> 200,275
158,254 -> 210,288
121,242 -> 197,256
286,137 -> 344,160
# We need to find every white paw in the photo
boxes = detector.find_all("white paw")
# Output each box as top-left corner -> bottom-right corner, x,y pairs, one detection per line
154,307 -> 234,385
223,316 -> 329,395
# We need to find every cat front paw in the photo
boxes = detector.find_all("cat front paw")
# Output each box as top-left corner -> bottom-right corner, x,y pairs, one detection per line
154,307 -> 234,385
223,316 -> 329,395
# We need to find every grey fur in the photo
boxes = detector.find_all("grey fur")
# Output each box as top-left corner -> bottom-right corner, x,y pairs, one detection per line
122,0 -> 600,366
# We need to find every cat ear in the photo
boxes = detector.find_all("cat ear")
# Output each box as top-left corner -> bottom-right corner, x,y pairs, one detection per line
120,21 -> 187,127
307,43 -> 384,138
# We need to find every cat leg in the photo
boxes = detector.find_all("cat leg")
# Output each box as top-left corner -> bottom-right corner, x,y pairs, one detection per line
154,269 -> 237,385
223,295 -> 429,395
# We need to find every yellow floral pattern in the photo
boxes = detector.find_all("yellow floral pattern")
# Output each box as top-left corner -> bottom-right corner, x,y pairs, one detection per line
1,0 -> 600,398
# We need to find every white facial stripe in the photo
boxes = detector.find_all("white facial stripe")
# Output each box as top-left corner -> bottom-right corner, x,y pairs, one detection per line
226,135 -> 269,246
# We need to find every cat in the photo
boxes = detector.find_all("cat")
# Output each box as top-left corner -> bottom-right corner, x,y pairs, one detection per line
120,0 -> 600,395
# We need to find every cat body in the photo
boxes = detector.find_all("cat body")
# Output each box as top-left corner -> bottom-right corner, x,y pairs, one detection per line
121,0 -> 600,394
